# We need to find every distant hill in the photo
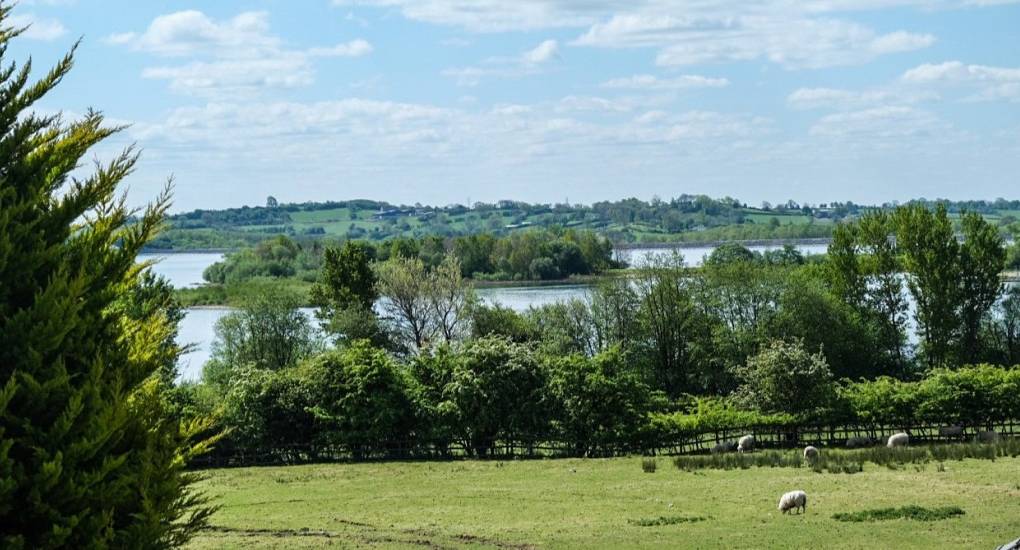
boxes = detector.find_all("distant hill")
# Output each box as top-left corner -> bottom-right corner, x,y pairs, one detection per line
148,196 -> 1020,251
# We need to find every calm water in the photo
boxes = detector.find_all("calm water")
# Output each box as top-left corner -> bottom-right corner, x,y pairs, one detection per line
174,290 -> 592,382
618,243 -> 830,268
153,244 -> 1001,382
138,252 -> 224,288
149,245 -> 832,381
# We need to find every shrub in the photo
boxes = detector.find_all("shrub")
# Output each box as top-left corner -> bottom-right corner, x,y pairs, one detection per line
304,341 -> 416,456
641,459 -> 658,473
548,347 -> 664,456
672,441 -> 1015,472
734,339 -> 835,416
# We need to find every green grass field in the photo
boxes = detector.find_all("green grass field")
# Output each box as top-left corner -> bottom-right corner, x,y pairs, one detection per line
188,455 -> 1020,549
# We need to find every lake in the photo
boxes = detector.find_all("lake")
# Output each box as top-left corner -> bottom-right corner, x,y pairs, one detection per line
145,243 -> 967,382
618,242 -> 830,268
144,244 -> 830,381
139,252 -> 225,288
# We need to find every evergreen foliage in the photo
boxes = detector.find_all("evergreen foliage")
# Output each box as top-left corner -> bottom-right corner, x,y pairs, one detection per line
0,12 -> 215,547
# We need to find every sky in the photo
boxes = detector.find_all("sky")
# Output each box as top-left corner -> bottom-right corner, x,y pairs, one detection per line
7,0 -> 1020,212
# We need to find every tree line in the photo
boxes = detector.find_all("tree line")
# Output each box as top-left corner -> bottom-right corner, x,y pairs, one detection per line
201,227 -> 618,286
167,204 -> 1020,462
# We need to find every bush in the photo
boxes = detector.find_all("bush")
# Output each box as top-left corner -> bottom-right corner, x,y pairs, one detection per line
733,339 -> 835,415
548,347 -> 665,456
304,341 -> 416,456
648,398 -> 795,442
839,364 -> 1020,426
417,337 -> 551,456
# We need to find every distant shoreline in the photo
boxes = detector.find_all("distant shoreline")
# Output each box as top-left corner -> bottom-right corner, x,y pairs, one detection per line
145,238 -> 833,256
141,248 -> 234,255
614,237 -> 832,250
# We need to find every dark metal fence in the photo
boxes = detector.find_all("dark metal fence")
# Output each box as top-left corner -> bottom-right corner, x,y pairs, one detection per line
189,420 -> 1020,469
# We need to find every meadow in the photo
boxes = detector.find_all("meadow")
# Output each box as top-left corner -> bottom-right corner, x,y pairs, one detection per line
188,452 -> 1020,549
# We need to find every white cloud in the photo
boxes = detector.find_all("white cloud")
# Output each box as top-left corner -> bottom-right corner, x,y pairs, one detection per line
332,1 -> 958,69
578,15 -> 933,69
18,0 -> 77,5
8,13 -> 66,41
601,74 -> 729,90
109,11 -> 372,96
307,39 -> 374,57
141,56 -> 314,95
443,39 -> 560,86
902,61 -> 1020,101
809,105 -> 946,138
333,0 -> 1018,32
556,96 -> 633,113
787,86 -> 937,109
131,95 -> 773,171
869,30 -> 936,54
111,11 -> 279,57
119,88 -> 1016,211
522,39 -> 559,64
331,0 -> 602,32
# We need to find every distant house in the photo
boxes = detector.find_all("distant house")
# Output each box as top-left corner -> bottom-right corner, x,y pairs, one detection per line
504,221 -> 533,230
372,207 -> 414,220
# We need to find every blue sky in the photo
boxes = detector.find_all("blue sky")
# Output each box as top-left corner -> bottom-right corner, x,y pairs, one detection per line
8,0 -> 1020,212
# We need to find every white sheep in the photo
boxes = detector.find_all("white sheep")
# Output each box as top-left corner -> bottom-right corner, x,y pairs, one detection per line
737,435 -> 755,453
778,490 -> 807,514
887,432 -> 909,448
803,445 -> 819,460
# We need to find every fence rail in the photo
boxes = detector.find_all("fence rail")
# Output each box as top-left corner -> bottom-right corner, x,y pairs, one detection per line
189,420 -> 1020,469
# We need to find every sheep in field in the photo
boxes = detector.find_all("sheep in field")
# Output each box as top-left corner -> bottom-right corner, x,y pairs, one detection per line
737,435 -> 755,453
778,490 -> 807,514
803,446 -> 818,460
887,432 -> 909,448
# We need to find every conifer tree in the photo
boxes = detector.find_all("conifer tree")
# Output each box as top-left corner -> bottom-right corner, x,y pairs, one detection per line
0,7 -> 216,547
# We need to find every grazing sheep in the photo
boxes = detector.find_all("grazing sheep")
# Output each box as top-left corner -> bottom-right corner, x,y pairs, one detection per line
887,432 -> 909,448
977,430 -> 1000,443
737,435 -> 755,453
803,445 -> 819,460
939,425 -> 964,439
778,490 -> 807,514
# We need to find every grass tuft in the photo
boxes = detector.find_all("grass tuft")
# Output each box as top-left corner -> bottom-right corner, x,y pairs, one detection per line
641,458 -> 657,473
832,505 -> 965,522
629,515 -> 708,527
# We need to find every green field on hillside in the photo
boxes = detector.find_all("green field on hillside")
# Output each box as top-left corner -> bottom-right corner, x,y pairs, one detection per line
188,454 -> 1020,549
